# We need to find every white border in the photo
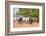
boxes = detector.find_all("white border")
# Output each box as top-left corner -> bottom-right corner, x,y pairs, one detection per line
10,5 -> 42,32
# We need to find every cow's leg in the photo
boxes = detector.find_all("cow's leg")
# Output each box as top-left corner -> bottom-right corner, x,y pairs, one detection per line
29,18 -> 33,24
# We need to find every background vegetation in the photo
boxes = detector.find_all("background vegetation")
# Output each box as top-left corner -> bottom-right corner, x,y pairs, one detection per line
16,8 -> 39,18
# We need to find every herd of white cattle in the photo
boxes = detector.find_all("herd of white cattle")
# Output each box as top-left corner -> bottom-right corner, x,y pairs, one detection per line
13,17 -> 29,21
13,16 -> 38,22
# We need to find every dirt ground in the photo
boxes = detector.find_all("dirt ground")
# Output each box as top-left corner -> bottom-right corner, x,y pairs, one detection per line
13,20 -> 39,28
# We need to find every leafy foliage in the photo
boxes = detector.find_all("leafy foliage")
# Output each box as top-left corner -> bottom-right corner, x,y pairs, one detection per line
32,9 -> 39,18
16,8 -> 39,18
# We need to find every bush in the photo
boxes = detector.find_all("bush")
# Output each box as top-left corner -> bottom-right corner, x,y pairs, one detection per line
31,9 -> 39,18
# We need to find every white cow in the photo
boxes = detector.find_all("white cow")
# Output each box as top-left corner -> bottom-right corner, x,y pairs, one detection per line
13,16 -> 30,22
22,17 -> 29,22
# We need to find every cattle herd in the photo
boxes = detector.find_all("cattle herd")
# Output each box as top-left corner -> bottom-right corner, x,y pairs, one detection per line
17,17 -> 33,24
13,16 -> 39,24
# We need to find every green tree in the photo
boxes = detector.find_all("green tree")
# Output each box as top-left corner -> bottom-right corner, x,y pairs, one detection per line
31,9 -> 39,18
16,8 -> 32,17
16,8 -> 39,18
